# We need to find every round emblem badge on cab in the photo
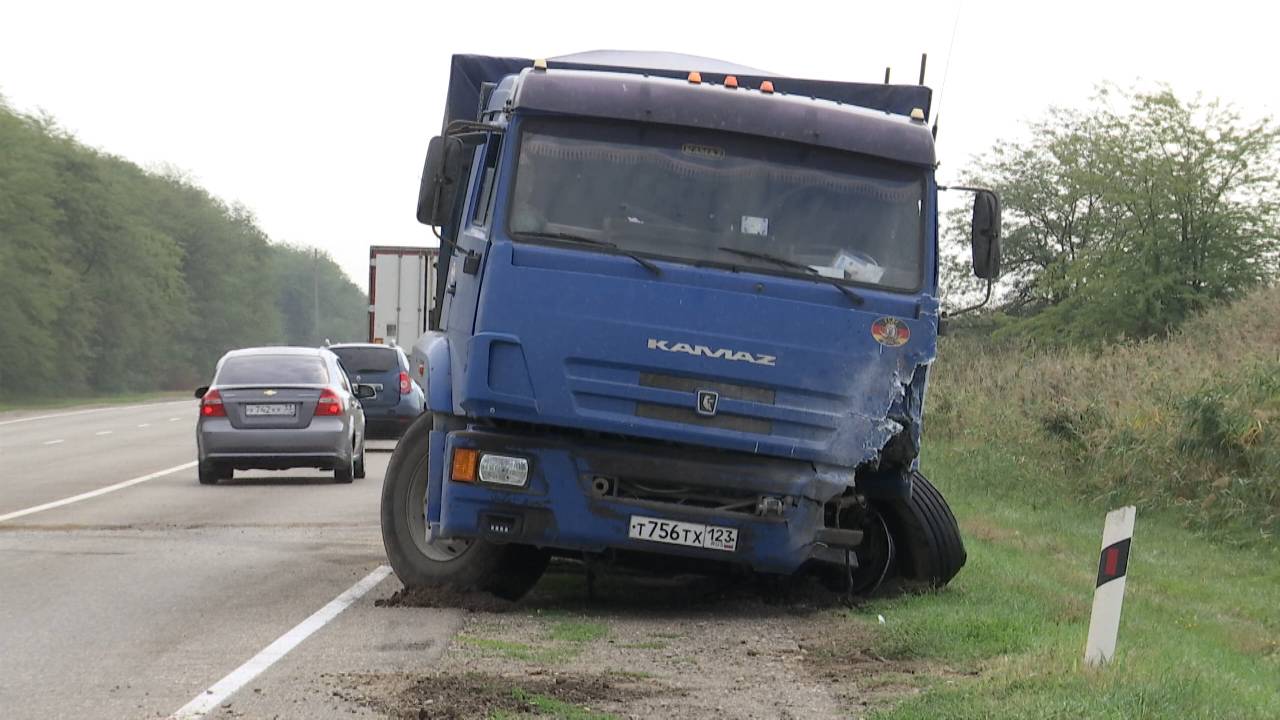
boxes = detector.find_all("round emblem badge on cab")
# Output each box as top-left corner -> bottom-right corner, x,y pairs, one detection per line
871,317 -> 910,347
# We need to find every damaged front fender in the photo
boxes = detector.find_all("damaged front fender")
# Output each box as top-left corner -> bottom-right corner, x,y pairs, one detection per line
824,295 -> 938,482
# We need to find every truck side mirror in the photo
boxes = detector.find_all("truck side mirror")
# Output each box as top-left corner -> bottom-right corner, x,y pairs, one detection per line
971,190 -> 1002,280
416,136 -> 467,226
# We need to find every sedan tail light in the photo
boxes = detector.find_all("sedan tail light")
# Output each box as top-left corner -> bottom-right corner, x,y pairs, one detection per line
200,389 -> 226,417
316,388 -> 343,416
399,371 -> 412,395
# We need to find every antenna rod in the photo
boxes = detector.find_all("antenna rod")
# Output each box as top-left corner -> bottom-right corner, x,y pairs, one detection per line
919,53 -> 928,85
884,67 -> 891,84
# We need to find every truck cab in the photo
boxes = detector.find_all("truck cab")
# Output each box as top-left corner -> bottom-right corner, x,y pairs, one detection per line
381,52 -> 999,598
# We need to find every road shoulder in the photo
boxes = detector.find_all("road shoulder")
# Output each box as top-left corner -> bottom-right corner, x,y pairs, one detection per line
252,565 -> 925,720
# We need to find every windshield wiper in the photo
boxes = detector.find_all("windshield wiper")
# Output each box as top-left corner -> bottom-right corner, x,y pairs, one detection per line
516,231 -> 661,276
717,246 -> 864,306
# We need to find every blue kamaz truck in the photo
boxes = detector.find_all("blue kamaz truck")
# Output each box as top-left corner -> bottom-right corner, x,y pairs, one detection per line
381,51 -> 1001,598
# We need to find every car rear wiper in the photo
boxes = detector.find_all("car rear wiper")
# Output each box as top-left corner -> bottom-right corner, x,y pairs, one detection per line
516,231 -> 662,276
717,246 -> 864,306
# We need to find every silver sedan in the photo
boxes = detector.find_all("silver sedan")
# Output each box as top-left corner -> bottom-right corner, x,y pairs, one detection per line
194,347 -> 371,484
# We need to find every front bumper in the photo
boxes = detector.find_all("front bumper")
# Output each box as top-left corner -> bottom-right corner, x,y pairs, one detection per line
431,427 -> 855,574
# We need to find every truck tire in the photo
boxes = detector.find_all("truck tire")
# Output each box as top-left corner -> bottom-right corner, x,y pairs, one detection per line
878,472 -> 966,589
380,413 -> 548,600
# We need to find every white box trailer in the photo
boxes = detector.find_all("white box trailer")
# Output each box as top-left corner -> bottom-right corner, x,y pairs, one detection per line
368,246 -> 439,346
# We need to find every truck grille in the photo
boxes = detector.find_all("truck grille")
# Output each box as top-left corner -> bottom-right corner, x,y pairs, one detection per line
634,402 -> 770,434
564,359 -> 838,446
596,474 -> 764,515
635,372 -> 774,434
637,372 -> 776,403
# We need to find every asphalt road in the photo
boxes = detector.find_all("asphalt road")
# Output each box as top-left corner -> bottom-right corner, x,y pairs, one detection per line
0,400 -> 453,719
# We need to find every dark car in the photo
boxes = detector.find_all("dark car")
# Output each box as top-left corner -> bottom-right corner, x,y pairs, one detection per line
327,343 -> 425,439
195,347 -> 371,484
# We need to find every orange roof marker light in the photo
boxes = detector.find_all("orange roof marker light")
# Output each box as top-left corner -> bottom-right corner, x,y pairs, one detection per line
687,71 -> 702,84
533,58 -> 548,72
724,75 -> 739,89
760,80 -> 775,94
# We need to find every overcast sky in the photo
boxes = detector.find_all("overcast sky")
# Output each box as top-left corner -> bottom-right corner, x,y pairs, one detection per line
3,0 -> 1276,285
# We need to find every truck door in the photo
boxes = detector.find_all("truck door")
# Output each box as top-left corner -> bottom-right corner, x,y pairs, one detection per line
438,135 -> 501,335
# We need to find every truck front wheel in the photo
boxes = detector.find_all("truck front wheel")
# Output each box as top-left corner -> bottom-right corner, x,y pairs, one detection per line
380,413 -> 548,600
877,471 -> 966,589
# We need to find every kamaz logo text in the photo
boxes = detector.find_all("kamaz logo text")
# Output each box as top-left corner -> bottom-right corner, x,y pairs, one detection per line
646,339 -> 776,367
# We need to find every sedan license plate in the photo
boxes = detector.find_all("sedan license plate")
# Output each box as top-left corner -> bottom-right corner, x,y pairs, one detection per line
628,515 -> 738,552
245,403 -> 296,417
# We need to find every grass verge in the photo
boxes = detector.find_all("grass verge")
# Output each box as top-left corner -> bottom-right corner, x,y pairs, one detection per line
0,390 -> 188,413
932,284 -> 1280,540
846,441 -> 1280,719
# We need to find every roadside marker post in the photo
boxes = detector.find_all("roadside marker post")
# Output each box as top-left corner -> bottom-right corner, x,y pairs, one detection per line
1085,505 -> 1136,667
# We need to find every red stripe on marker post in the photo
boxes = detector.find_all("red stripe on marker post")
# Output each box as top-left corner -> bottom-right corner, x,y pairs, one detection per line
1085,507 -> 1136,666
1097,538 -> 1131,587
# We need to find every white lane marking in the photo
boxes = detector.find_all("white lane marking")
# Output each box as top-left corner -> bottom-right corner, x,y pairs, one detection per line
169,565 -> 393,719
95,430 -> 113,436
0,399 -> 190,427
42,439 -> 65,446
169,417 -> 180,422
0,461 -> 197,523
138,423 -> 150,428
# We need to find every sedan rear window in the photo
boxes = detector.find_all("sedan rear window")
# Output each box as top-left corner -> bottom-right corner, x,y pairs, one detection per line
330,347 -> 400,374
216,356 -> 329,385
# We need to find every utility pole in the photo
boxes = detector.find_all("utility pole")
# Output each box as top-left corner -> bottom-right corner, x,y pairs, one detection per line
313,248 -> 321,344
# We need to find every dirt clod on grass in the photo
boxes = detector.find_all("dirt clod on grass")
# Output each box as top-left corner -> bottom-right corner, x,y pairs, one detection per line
335,670 -> 657,720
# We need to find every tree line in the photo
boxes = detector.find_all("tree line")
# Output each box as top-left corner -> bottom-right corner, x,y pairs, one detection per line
945,86 -> 1280,344
0,98 -> 367,397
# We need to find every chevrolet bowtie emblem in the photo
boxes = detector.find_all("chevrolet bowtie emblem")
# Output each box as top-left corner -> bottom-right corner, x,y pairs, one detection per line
263,389 -> 277,396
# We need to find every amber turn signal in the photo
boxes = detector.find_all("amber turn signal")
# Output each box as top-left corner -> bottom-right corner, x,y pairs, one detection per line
451,448 -> 478,482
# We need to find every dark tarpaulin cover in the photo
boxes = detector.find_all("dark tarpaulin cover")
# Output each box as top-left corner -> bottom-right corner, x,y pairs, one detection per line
443,52 -> 932,130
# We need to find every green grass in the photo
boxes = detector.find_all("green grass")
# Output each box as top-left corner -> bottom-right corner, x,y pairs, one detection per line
604,669 -> 655,681
0,390 -> 188,413
548,619 -> 609,643
458,636 -> 575,664
853,441 -> 1280,719
617,641 -> 667,650
458,618 -> 608,665
490,689 -> 619,720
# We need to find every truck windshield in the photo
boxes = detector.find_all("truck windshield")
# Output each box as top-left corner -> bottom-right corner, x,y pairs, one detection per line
506,117 -> 925,291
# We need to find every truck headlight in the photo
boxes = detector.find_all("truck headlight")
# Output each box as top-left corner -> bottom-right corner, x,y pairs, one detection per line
478,453 -> 529,487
